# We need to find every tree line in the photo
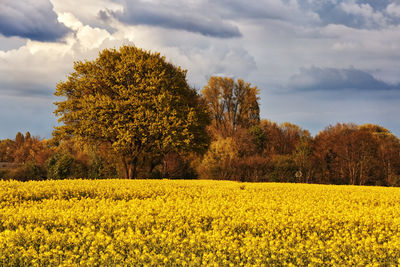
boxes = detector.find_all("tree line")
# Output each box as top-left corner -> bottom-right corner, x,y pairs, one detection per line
1,46 -> 399,186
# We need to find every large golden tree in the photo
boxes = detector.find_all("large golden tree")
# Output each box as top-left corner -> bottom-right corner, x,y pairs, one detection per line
54,46 -> 210,179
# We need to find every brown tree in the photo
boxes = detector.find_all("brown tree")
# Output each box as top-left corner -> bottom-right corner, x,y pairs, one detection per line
359,124 -> 400,186
312,123 -> 383,185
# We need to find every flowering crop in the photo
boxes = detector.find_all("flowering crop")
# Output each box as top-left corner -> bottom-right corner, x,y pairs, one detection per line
0,179 -> 400,266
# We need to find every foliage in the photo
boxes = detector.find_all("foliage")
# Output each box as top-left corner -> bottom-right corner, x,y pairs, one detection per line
196,137 -> 238,179
0,132 -> 52,165
292,136 -> 313,183
5,161 -> 45,181
202,76 -> 260,138
0,133 -> 53,181
258,120 -> 310,156
46,153 -> 75,180
46,141 -> 90,180
266,154 -> 297,182
249,125 -> 267,154
1,180 -> 400,265
0,139 -> 14,162
312,123 -> 400,186
230,155 -> 271,182
54,46 -> 210,178
159,152 -> 198,179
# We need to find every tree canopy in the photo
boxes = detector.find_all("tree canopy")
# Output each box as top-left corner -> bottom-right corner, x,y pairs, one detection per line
201,76 -> 260,138
54,46 -> 210,178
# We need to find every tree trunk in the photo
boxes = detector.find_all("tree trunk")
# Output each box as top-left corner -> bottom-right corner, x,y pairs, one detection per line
162,158 -> 167,178
122,158 -> 129,179
128,164 -> 134,179
129,157 -> 138,179
122,156 -> 138,179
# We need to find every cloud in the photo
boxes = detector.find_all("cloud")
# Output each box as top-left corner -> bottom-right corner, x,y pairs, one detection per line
105,0 -> 322,38
0,0 -> 69,41
106,18 -> 257,87
340,1 -> 386,28
215,0 -> 320,24
50,0 -> 123,32
298,0 -> 400,29
107,0 -> 241,38
386,3 -> 400,17
0,43 -> 69,98
0,12 -> 132,99
58,13 -> 113,49
0,35 -> 26,51
287,67 -> 398,92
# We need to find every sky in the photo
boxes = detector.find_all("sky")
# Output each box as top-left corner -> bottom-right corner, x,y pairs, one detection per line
1,0 -> 400,139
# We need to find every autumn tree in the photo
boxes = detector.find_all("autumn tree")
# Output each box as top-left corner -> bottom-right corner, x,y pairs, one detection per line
201,76 -> 260,138
279,122 -> 311,155
197,76 -> 261,180
15,132 -> 25,147
0,139 -> 14,162
312,123 -> 385,185
0,132 -> 52,181
259,120 -> 282,156
196,137 -> 239,180
359,124 -> 400,186
54,46 -> 210,179
292,136 -> 313,183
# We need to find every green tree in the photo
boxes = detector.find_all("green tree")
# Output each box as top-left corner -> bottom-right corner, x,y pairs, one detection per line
54,46 -> 210,179
46,153 -> 75,180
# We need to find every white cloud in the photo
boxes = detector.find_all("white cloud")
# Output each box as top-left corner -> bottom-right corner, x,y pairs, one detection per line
58,13 -> 113,50
340,0 -> 386,27
332,41 -> 358,51
50,0 -> 123,26
0,11 -> 131,98
386,3 -> 400,17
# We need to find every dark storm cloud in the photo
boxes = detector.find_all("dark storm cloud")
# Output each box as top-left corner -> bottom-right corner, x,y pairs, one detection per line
107,1 -> 241,38
0,0 -> 69,41
288,67 -> 399,92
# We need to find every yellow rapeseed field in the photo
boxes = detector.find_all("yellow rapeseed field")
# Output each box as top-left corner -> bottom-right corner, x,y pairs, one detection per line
0,179 -> 400,266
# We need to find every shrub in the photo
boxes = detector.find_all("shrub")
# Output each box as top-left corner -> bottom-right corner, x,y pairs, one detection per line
6,162 -> 45,181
